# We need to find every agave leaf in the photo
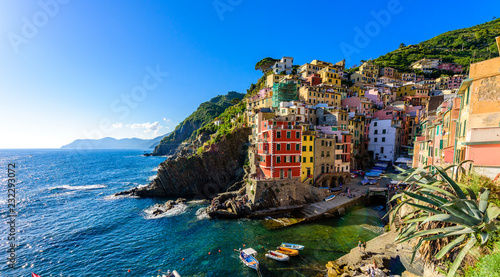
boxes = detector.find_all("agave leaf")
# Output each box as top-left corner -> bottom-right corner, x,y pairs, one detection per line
398,226 -> 466,243
440,200 -> 483,224
434,234 -> 466,260
422,214 -> 475,227
447,236 -> 477,277
402,190 -> 442,208
480,232 -> 489,245
405,202 -> 443,216
466,188 -> 477,202
479,189 -> 491,213
434,166 -> 467,199
411,238 -> 424,263
404,217 -> 428,224
415,182 -> 457,199
389,193 -> 405,202
418,190 -> 450,206
485,205 -> 500,223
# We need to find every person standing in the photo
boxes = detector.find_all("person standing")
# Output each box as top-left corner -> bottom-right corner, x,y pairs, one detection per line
358,240 -> 362,252
363,241 -> 367,253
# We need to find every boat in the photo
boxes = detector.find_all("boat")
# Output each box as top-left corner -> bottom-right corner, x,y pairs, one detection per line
276,246 -> 299,256
265,250 -> 290,261
281,243 -> 305,250
161,270 -> 181,277
239,248 -> 259,270
324,195 -> 336,201
360,178 -> 370,186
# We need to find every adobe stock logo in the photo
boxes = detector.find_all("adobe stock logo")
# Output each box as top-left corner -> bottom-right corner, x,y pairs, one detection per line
339,0 -> 404,64
8,0 -> 70,54
213,0 -> 243,21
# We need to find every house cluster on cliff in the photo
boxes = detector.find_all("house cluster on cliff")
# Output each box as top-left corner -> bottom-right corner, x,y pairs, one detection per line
243,37 -> 500,188
413,37 -> 500,178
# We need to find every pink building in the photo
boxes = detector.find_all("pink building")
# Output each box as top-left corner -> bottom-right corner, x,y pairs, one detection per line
380,67 -> 395,78
365,89 -> 384,106
437,63 -> 463,73
341,97 -> 372,116
448,75 -> 464,90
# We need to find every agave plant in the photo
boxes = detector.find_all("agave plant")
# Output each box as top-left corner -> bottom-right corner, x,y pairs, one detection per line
386,165 -> 500,277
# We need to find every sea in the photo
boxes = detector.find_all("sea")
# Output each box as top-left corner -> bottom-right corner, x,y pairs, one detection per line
0,149 -> 385,277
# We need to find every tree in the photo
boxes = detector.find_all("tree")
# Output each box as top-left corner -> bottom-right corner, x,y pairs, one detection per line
255,57 -> 278,73
399,43 -> 406,48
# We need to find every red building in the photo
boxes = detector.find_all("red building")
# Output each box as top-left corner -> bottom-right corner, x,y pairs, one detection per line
437,63 -> 463,73
257,119 -> 302,179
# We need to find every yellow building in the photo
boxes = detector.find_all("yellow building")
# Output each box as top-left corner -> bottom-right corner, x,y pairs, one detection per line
266,73 -> 285,88
396,84 -> 429,98
301,126 -> 315,182
348,114 -> 366,149
359,60 -> 380,77
298,85 -> 342,106
317,66 -> 341,86
349,82 -> 365,96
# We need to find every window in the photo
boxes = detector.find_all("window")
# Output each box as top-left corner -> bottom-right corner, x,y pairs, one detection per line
286,144 -> 291,151
303,157 -> 306,163
286,131 -> 291,138
374,138 -> 378,142
277,144 -> 281,151
380,147 -> 384,153
321,140 -> 324,146
277,131 -> 281,138
463,120 -> 467,137
382,137 -> 385,142
309,146 -> 312,151
321,151 -> 324,157
296,144 -> 300,151
374,122 -> 377,127
276,156 -> 281,163
310,157 -> 313,162
296,132 -> 300,139
374,130 -> 378,134
382,129 -> 386,134
302,146 -> 306,151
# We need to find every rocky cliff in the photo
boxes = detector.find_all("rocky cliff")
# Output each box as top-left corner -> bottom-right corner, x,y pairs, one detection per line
151,91 -> 244,156
118,127 -> 251,198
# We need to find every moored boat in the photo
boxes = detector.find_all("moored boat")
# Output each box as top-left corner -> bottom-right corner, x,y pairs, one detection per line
276,246 -> 299,256
239,248 -> 259,270
161,270 -> 181,277
324,195 -> 336,201
280,243 -> 305,250
265,250 -> 289,261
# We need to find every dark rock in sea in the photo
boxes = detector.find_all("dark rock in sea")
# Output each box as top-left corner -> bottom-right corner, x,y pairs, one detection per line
116,127 -> 251,199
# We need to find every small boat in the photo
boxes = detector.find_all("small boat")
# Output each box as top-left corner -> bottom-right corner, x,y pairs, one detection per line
281,243 -> 305,250
239,248 -> 259,270
360,178 -> 370,186
324,195 -> 336,201
276,246 -> 299,256
265,250 -> 289,261
161,270 -> 181,277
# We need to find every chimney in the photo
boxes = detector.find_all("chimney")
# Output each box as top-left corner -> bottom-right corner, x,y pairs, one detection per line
496,36 -> 500,56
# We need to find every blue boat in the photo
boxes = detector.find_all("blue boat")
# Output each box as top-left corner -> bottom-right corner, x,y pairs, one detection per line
324,195 -> 336,201
239,248 -> 259,270
281,243 -> 305,250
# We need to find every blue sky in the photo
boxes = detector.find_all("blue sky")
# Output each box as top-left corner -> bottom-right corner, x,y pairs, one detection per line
0,0 -> 498,148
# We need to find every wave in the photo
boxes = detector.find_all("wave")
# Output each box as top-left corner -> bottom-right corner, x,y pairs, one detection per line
143,203 -> 188,219
187,199 -> 209,204
148,175 -> 157,181
49,184 -> 107,191
195,207 -> 209,220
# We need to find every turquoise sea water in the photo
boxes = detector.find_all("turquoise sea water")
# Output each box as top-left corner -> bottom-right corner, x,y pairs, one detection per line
0,149 -> 385,277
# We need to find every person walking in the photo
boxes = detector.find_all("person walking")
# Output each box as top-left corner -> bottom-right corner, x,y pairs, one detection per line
358,240 -> 362,253
363,241 -> 367,253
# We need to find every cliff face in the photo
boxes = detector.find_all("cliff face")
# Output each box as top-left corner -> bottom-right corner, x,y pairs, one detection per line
151,91 -> 245,156
123,127 -> 251,198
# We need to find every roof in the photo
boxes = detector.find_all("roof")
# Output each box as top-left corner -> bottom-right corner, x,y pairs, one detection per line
242,248 -> 257,255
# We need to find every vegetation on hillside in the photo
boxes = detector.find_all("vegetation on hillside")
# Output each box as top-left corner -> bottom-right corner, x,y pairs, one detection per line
387,163 -> 500,277
157,91 -> 245,146
255,57 -> 278,73
374,18 -> 500,72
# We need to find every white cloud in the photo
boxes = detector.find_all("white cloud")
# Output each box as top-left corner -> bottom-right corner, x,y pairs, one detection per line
111,123 -> 123,129
163,118 -> 171,122
126,122 -> 162,137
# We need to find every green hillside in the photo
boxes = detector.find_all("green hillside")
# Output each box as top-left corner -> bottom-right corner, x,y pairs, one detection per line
374,18 -> 500,72
154,91 -> 244,152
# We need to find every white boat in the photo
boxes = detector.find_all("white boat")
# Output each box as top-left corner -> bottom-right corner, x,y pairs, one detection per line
281,243 -> 305,250
239,248 -> 259,270
265,250 -> 289,261
324,195 -> 336,201
161,270 -> 181,277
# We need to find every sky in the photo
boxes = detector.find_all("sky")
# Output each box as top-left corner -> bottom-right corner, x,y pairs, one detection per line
0,0 -> 498,148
